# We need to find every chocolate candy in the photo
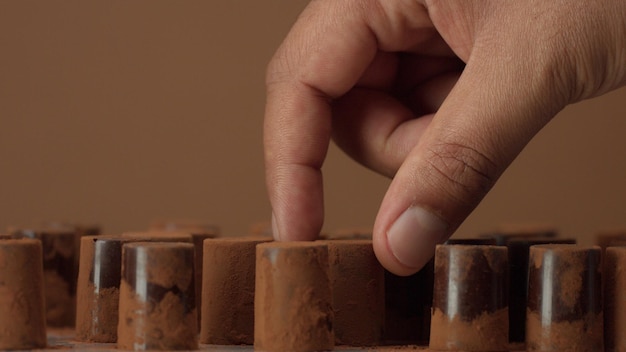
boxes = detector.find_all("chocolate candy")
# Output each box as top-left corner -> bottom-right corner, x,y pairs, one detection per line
117,242 -> 198,350
526,245 -> 603,351
255,242 -> 333,352
0,239 -> 47,350
430,244 -> 509,351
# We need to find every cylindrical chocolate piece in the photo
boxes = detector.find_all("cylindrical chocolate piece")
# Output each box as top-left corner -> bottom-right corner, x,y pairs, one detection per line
384,259 -> 434,344
445,237 -> 497,245
76,234 -> 197,342
76,236 -> 130,342
125,229 -> 210,329
603,247 -> 626,352
0,239 -> 47,350
190,231 -> 217,329
39,221 -> 101,267
323,240 -> 384,346
506,237 -> 576,342
526,245 -> 603,351
122,230 -> 193,243
200,237 -> 270,344
117,242 -> 198,351
430,245 -> 509,351
10,227 -> 78,327
255,242 -> 333,352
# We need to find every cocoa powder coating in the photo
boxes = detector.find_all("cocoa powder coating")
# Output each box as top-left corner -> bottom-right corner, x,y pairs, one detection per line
255,242 -> 333,352
10,227 -> 78,327
199,237 -> 270,345
0,239 -> 47,350
526,311 -> 603,352
322,239 -> 384,346
430,308 -> 509,351
117,242 -> 198,351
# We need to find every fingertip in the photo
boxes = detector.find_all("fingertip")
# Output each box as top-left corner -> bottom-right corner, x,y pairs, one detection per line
374,206 -> 449,276
271,212 -> 282,241
270,198 -> 323,242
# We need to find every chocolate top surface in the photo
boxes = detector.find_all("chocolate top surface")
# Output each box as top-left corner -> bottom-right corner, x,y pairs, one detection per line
257,241 -> 327,250
9,227 -> 75,238
204,237 -> 269,243
316,239 -> 373,247
123,241 -> 194,250
445,237 -> 498,245
322,227 -> 372,240
121,231 -> 192,242
606,246 -> 626,255
507,237 -> 576,246
0,238 -> 42,247
530,244 -> 599,254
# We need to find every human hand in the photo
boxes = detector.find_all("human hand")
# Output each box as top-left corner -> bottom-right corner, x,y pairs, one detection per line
264,0 -> 626,275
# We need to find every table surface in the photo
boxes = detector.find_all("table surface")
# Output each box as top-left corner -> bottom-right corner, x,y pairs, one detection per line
18,330 -> 525,352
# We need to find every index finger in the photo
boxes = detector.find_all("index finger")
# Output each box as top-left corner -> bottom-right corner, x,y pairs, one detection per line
264,0 -> 441,241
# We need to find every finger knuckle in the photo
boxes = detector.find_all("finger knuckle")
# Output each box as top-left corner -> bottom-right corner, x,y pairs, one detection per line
423,141 -> 498,205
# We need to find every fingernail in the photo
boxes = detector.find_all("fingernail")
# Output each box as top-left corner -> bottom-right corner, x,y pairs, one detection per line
271,212 -> 282,241
387,206 -> 449,269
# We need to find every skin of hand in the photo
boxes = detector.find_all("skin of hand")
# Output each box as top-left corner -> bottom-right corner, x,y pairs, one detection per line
264,0 -> 626,276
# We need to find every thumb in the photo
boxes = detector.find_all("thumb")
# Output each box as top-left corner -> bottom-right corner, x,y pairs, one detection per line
372,48 -> 568,276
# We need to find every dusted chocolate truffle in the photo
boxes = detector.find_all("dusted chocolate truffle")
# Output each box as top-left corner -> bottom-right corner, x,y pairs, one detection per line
117,242 -> 198,351
0,239 -> 47,350
526,245 -> 603,352
200,237 -> 270,344
429,244 -> 509,351
255,242 -> 333,352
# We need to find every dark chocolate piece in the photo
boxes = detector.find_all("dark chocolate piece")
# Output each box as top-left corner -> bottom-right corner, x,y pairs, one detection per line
526,245 -> 603,351
76,236 -> 131,342
506,237 -> 576,342
384,259 -> 434,344
604,246 -> 626,352
429,244 -> 509,351
117,242 -> 198,351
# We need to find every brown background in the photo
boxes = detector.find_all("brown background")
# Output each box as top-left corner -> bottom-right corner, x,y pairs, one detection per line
1,1 -> 625,244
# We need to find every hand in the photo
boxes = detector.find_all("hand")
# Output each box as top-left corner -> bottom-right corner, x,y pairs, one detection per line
264,0 -> 626,275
